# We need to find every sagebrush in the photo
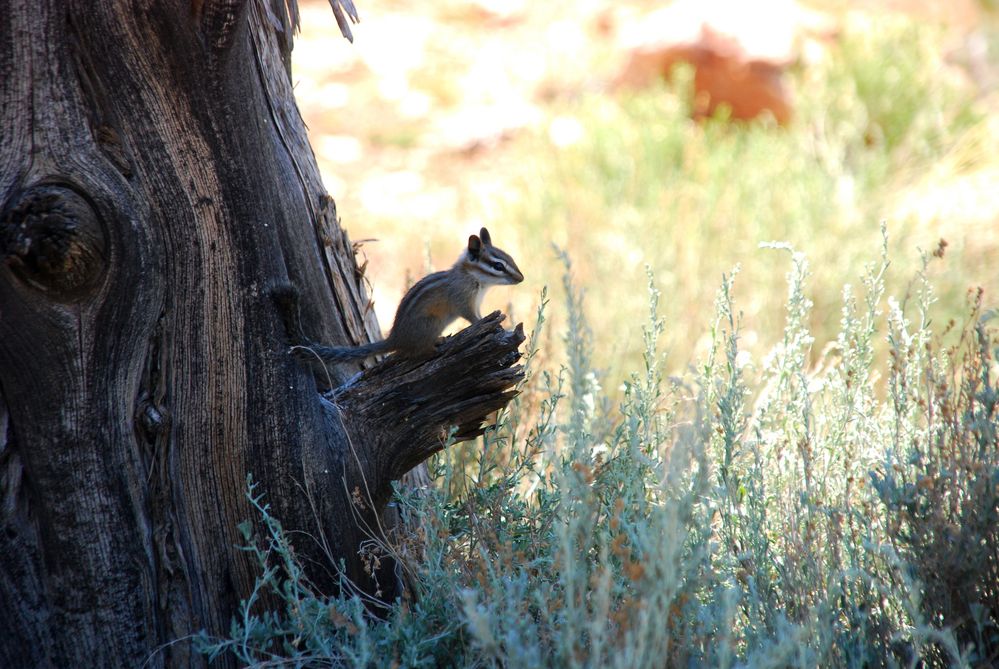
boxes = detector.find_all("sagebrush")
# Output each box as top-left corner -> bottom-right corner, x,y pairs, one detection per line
198,235 -> 998,668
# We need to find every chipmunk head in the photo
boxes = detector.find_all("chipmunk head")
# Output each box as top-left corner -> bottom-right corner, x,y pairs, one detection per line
464,227 -> 524,285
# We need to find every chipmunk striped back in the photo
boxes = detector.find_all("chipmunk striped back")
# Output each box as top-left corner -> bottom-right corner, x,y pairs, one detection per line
294,227 -> 523,366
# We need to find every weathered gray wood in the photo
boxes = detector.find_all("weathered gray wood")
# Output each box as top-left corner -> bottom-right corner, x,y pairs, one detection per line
333,311 -> 525,504
0,1 -> 521,666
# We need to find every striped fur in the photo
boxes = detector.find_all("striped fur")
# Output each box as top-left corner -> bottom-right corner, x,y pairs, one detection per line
462,245 -> 523,285
303,227 -> 523,365
460,229 -> 524,286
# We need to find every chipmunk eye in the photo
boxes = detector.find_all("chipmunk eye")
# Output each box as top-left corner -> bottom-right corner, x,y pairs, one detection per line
491,261 -> 505,272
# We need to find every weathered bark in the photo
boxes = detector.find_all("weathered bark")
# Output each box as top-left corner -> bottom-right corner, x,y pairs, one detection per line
0,1 -> 522,667
334,311 -> 524,505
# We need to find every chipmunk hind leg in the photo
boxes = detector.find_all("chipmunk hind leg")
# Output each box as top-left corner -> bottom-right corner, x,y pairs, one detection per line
388,311 -> 456,357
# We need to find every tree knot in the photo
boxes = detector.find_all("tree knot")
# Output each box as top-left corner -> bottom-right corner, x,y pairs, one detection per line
1,184 -> 108,299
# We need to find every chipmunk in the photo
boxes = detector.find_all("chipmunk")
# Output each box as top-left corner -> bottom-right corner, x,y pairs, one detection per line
297,227 -> 523,363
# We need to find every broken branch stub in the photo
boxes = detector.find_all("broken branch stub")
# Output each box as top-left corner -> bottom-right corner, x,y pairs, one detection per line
331,311 -> 524,499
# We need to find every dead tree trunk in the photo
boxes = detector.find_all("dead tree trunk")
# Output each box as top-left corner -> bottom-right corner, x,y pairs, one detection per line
0,1 -> 523,667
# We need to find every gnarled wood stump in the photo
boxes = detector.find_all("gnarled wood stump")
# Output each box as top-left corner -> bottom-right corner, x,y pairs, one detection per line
0,1 -> 522,666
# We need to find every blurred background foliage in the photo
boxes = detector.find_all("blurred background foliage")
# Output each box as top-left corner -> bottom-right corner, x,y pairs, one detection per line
293,0 -> 998,389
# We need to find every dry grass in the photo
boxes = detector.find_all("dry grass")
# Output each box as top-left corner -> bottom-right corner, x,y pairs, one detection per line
293,0 -> 999,392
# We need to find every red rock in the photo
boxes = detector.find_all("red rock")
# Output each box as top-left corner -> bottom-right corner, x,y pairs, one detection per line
614,0 -> 834,124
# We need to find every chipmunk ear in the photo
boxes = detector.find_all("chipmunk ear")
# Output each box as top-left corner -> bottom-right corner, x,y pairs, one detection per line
479,227 -> 492,246
467,234 -> 482,260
